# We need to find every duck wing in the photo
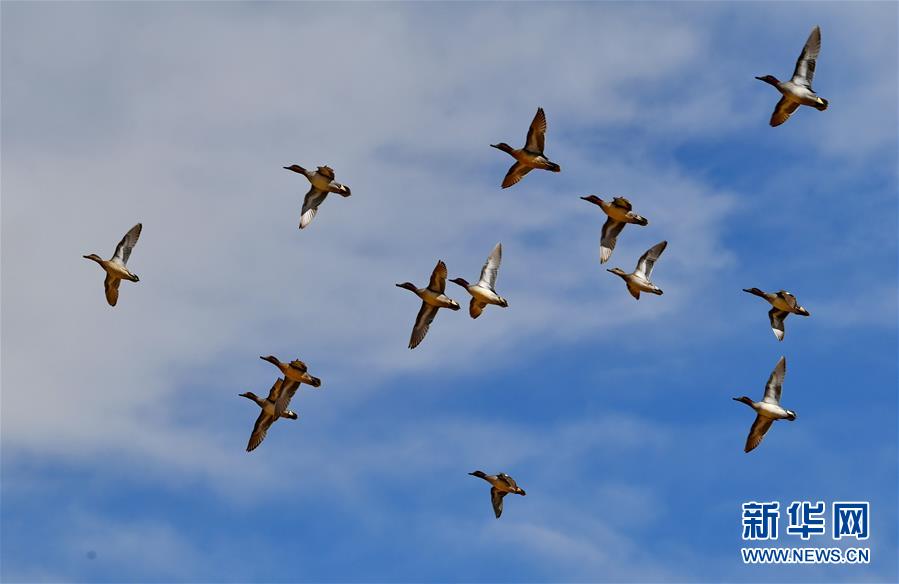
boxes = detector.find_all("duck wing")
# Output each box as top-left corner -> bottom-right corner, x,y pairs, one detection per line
477,243 -> 502,290
246,410 -> 277,452
791,25 -> 820,88
273,379 -> 301,418
501,162 -> 532,189
409,302 -> 439,349
469,297 -> 487,319
768,308 -> 789,341
265,378 -> 285,402
524,107 -> 547,153
763,356 -> 786,404
600,218 -> 626,264
428,260 -> 448,293
497,473 -> 518,490
112,223 -> 142,266
745,415 -> 774,453
770,96 -> 800,127
104,273 -> 121,307
626,282 -> 641,301
300,188 -> 328,229
778,291 -> 800,310
288,359 -> 308,372
490,487 -> 507,518
316,165 -> 336,180
635,240 -> 668,278
611,196 -> 632,212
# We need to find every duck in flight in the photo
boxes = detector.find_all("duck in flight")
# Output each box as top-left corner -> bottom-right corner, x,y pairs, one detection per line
469,470 -> 526,518
607,240 -> 667,300
450,243 -> 508,319
581,195 -> 649,264
283,164 -> 351,229
83,223 -> 142,307
240,377 -> 301,452
733,356 -> 796,453
259,356 -> 322,388
396,260 -> 460,349
756,25 -> 828,127
490,107 -> 561,188
743,288 -> 810,341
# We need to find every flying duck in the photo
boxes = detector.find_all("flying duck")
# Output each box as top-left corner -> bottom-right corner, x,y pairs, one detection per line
581,195 -> 649,264
239,377 -> 301,452
607,240 -> 667,300
83,223 -> 142,307
450,243 -> 508,319
756,25 -> 828,127
733,356 -> 797,453
259,355 -> 322,388
396,260 -> 460,349
469,470 -> 526,518
743,288 -> 810,341
283,164 -> 351,229
490,107 -> 561,188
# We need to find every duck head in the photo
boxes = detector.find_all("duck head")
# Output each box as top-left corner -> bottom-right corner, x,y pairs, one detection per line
282,410 -> 299,420
606,267 -> 628,279
447,299 -> 461,311
395,282 -> 418,293
785,410 -> 798,421
283,164 -> 307,174
449,277 -> 470,288
260,355 -> 280,366
82,253 -> 103,263
580,195 -> 604,207
304,374 -> 322,388
239,391 -> 259,401
490,142 -> 514,154
515,486 -> 526,496
732,396 -> 754,407
335,183 -> 352,197
796,306 -> 810,317
755,75 -> 780,87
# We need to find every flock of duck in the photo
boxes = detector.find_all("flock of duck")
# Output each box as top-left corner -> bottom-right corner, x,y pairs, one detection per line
82,26 -> 826,518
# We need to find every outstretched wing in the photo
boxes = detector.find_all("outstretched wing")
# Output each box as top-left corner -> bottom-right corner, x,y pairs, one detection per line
490,487 -> 507,519
745,415 -> 774,453
770,96 -> 800,127
409,303 -> 439,349
247,410 -> 276,452
791,25 -> 821,88
477,243 -> 502,290
635,240 -> 668,278
501,162 -> 532,189
273,379 -> 301,418
300,188 -> 328,229
112,223 -> 142,266
104,274 -> 121,307
524,107 -> 547,153
763,356 -> 787,404
428,260 -> 448,293
768,308 -> 789,341
600,218 -> 626,264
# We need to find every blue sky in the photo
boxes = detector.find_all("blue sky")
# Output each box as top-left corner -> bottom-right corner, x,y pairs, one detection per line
1,1 -> 896,582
